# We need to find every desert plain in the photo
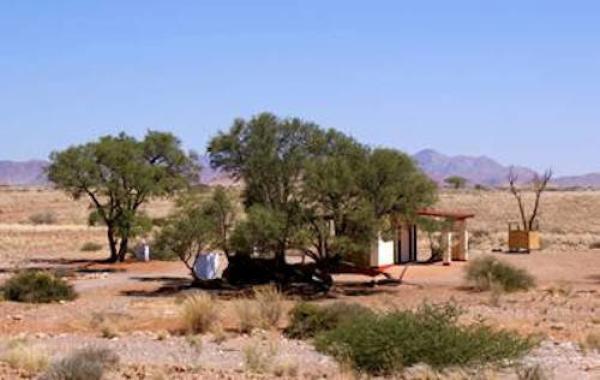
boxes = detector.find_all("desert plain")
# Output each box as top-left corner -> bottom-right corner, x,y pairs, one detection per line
1,186 -> 600,379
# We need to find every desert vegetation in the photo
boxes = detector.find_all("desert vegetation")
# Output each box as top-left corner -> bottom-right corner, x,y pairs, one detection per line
47,131 -> 199,262
0,116 -> 599,378
2,271 -> 76,303
41,346 -> 120,380
314,303 -> 534,375
465,256 -> 536,292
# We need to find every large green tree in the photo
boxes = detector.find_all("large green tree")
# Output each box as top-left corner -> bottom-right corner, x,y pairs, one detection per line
209,113 -> 437,280
48,131 -> 199,262
209,113 -> 324,267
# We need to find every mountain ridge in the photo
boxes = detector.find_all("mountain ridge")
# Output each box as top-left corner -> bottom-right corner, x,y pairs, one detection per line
1,151 -> 599,188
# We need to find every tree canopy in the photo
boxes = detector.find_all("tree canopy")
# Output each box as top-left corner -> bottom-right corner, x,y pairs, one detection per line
209,113 -> 437,278
444,176 -> 468,189
48,131 -> 199,262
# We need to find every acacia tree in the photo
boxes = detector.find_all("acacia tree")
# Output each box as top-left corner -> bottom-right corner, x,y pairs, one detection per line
208,113 -> 324,267
48,131 -> 199,262
444,176 -> 468,189
508,168 -> 553,231
209,113 -> 437,283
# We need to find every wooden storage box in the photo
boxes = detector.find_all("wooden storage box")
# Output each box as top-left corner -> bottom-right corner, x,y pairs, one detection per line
508,229 -> 540,252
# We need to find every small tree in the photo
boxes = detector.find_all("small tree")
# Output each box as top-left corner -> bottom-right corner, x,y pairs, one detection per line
154,187 -> 237,281
508,168 -> 553,231
444,176 -> 468,189
48,131 -> 199,262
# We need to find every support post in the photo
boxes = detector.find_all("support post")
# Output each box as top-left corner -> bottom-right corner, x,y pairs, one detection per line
443,232 -> 452,266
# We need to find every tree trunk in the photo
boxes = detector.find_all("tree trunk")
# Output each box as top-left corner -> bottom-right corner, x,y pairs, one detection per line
107,225 -> 119,263
117,235 -> 129,262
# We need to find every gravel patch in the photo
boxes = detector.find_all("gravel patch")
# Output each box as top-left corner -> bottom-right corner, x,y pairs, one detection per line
518,340 -> 600,380
15,331 -> 338,377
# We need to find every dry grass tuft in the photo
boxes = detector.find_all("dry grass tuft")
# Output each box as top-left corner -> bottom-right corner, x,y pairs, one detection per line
1,339 -> 49,374
180,293 -> 219,334
516,364 -> 549,380
253,284 -> 285,328
583,331 -> 600,351
28,211 -> 57,225
272,358 -> 299,377
41,346 -> 119,380
235,285 -> 285,333
243,337 -> 279,373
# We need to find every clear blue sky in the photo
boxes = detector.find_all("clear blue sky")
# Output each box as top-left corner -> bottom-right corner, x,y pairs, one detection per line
1,1 -> 599,175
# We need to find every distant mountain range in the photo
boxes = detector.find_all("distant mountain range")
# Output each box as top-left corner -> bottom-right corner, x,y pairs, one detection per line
1,150 -> 599,188
0,160 -> 48,186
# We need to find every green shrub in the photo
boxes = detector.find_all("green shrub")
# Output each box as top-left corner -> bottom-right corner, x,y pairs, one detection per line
315,303 -> 533,375
80,242 -> 103,252
29,211 -> 57,225
285,302 -> 374,339
465,256 -> 535,292
2,271 -> 77,303
40,346 -> 119,380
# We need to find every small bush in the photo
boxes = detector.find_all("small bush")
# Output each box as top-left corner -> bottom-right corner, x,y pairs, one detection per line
80,242 -> 103,252
589,241 -> 600,250
315,303 -> 533,375
465,256 -> 535,292
99,323 -> 119,339
180,293 -> 219,334
2,270 -> 77,303
2,340 -> 49,373
29,211 -> 57,225
285,302 -> 374,339
583,331 -> 600,351
41,346 -> 119,380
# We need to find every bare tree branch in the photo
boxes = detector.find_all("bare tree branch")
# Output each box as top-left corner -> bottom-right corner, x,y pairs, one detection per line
528,169 -> 553,231
508,167 -> 528,230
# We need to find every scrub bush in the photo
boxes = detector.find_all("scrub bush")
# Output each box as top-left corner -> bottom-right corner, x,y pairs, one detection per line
2,270 -> 76,303
465,256 -> 535,292
315,303 -> 533,375
285,302 -> 374,339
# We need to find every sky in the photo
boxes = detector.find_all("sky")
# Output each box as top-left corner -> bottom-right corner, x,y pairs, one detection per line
1,1 -> 599,175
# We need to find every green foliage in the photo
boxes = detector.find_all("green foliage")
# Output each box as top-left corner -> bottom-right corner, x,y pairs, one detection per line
2,271 -> 77,303
80,242 -> 103,252
48,131 -> 199,262
444,176 -> 468,189
465,256 -> 535,292
41,346 -> 120,380
153,186 -> 237,278
285,302 -> 374,339
209,113 -> 437,269
29,211 -> 56,225
315,303 -> 533,374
